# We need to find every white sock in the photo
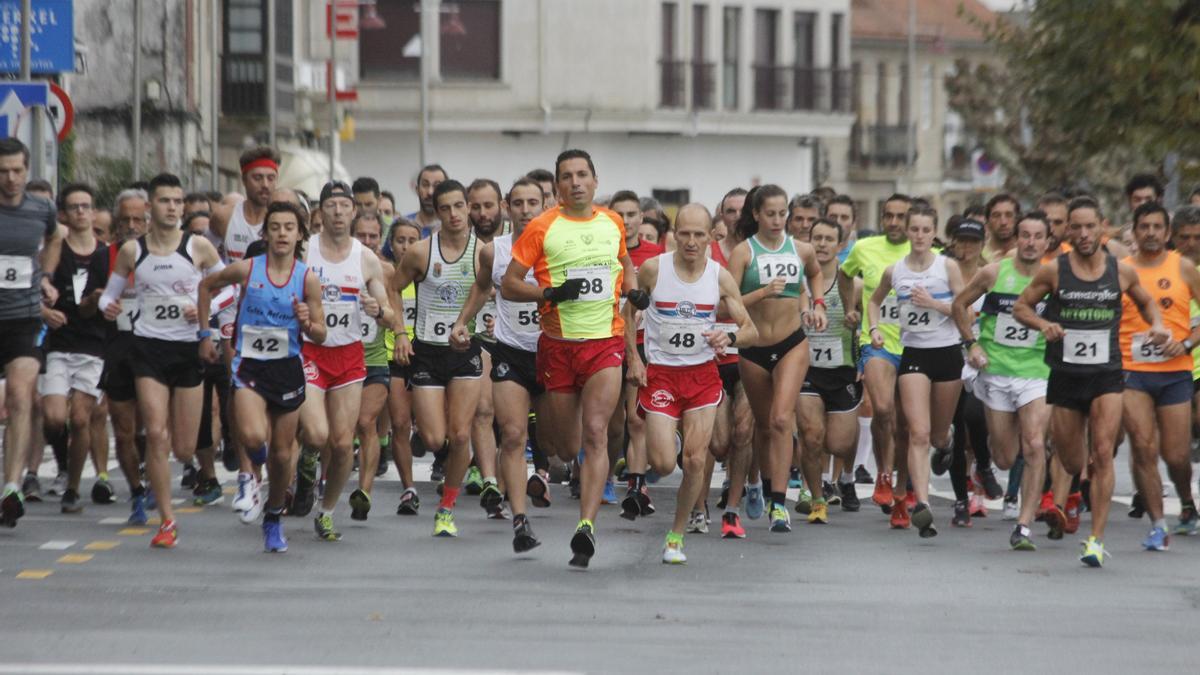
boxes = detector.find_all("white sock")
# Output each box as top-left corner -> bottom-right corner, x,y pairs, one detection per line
1154,518 -> 1167,531
855,417 -> 873,470
840,471 -> 854,485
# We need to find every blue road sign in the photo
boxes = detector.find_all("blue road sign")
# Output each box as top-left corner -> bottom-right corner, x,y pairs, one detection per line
0,0 -> 74,74
0,81 -> 48,137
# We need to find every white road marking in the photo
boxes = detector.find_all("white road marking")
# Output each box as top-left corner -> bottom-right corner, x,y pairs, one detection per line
0,666 -> 582,675
37,540 -> 75,550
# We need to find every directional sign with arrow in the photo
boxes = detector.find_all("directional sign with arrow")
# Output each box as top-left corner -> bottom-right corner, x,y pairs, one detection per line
0,81 -> 49,138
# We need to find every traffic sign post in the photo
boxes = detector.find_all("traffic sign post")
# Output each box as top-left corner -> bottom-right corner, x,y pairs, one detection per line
0,0 -> 74,74
0,80 -> 48,137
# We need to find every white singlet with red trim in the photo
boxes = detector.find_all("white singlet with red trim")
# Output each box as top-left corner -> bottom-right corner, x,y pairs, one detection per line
223,196 -> 262,262
305,234 -> 365,347
643,253 -> 721,367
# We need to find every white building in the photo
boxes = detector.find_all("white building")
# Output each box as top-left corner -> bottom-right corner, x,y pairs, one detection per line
314,0 -> 853,213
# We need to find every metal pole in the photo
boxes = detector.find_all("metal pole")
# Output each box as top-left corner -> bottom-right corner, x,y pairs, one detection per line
211,0 -> 219,190
328,6 -> 336,182
20,0 -> 43,180
419,0 -> 432,168
904,0 -> 915,189
132,0 -> 143,181
266,0 -> 276,147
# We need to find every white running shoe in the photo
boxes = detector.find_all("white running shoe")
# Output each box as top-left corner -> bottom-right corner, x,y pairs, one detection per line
238,477 -> 263,524
1002,497 -> 1019,521
685,509 -> 708,534
231,472 -> 254,513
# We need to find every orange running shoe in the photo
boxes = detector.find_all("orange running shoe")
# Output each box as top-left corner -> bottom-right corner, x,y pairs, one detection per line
1045,506 -> 1066,540
890,497 -> 910,529
905,490 -> 917,511
1064,492 -> 1082,534
151,520 -> 178,549
1035,490 -> 1054,522
873,473 -> 894,508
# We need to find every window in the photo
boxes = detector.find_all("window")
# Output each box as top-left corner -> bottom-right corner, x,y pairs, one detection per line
753,9 -> 780,109
793,11 -> 815,67
692,4 -> 712,109
921,64 -> 934,130
830,13 -> 844,68
876,62 -> 888,124
662,2 -> 677,61
226,0 -> 263,54
660,2 -> 682,107
440,1 -> 501,80
899,63 -> 909,125
360,1 -> 421,80
722,6 -> 740,109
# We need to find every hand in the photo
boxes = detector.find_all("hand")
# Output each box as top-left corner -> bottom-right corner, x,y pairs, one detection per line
41,276 -> 58,306
1147,324 -> 1171,346
843,309 -> 861,330
625,353 -> 646,387
360,292 -> 381,320
199,337 -> 219,364
393,333 -> 414,365
544,278 -> 588,303
42,308 -> 66,329
449,322 -> 472,351
808,304 -> 828,332
870,326 -> 884,350
910,285 -> 936,309
763,277 -> 786,298
625,288 -> 650,311
1041,322 -> 1065,342
183,304 -> 199,324
1162,339 -> 1186,358
967,343 -> 989,370
292,295 -> 311,332
704,329 -> 731,356
102,298 -> 122,322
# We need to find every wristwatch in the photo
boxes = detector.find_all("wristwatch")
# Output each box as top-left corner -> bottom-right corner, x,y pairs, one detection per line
197,329 -> 212,340
961,338 -> 976,350
1184,338 -> 1196,352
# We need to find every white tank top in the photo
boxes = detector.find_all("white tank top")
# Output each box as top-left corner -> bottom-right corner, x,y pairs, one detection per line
892,254 -> 959,349
491,233 -> 541,352
305,234 -> 365,347
414,231 -> 476,347
224,196 -> 262,262
643,253 -> 720,367
133,233 -> 203,342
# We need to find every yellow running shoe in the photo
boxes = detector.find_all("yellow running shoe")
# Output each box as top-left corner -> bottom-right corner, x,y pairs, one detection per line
1080,536 -> 1107,568
807,499 -> 828,524
433,508 -> 458,537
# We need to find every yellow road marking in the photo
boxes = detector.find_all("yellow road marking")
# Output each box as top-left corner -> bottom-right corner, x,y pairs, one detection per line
118,528 -> 149,536
84,541 -> 120,551
16,569 -> 53,579
175,507 -> 202,514
57,554 -> 93,564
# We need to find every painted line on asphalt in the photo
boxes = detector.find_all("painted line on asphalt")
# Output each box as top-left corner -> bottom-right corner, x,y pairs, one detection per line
15,569 -> 52,579
56,553 -> 93,564
98,517 -> 128,525
83,540 -> 120,551
38,540 -> 75,550
117,528 -> 149,536
0,666 -> 583,675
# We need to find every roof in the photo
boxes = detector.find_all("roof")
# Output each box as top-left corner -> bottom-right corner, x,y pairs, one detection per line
851,0 -> 995,44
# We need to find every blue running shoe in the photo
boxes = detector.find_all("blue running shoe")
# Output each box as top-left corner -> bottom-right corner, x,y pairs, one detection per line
1142,526 -> 1169,552
788,468 -> 802,489
128,493 -> 148,525
262,519 -> 288,553
602,480 -> 618,505
1174,506 -> 1199,536
746,484 -> 765,520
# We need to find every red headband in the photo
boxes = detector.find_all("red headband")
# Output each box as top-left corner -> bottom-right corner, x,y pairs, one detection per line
241,158 -> 279,175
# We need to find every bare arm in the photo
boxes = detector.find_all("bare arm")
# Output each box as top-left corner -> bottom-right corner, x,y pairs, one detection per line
451,242 -> 495,349
707,267 -> 758,351
301,269 -> 327,344
866,265 -> 894,337
837,267 -> 859,329
624,259 -> 657,386
362,249 -> 394,327
953,263 -> 997,342
1120,262 -> 1166,339
1013,262 -> 1061,341
500,257 -> 545,304
798,241 -> 826,332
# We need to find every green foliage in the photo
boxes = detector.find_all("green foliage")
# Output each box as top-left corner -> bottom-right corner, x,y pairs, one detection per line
77,154 -> 133,209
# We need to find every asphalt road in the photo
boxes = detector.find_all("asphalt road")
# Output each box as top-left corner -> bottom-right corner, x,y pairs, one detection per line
1,454 -> 1197,674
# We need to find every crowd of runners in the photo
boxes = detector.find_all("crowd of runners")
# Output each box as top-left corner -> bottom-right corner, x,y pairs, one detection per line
4,136 -> 1200,569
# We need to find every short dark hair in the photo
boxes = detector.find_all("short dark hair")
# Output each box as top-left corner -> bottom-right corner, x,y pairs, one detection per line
906,203 -> 939,228
1036,192 -> 1067,209
467,178 -> 502,202
184,192 -> 210,206
826,194 -> 856,221
1132,201 -> 1169,229
609,190 -> 640,209
963,204 -> 987,220
884,193 -> 912,207
265,200 -> 310,238
526,168 -> 554,184
719,187 -> 748,214
433,179 -> 466,207
1174,205 -> 1200,230
26,178 -> 52,195
507,177 -> 544,203
181,211 -> 211,233
554,149 -> 596,180
789,194 -> 824,216
380,190 -> 396,205
148,173 -> 183,198
1067,196 -> 1102,219
238,145 -> 281,170
1124,173 -> 1163,200
985,193 -> 1019,218
350,211 -> 382,236
1016,209 -> 1051,237
417,164 -> 448,184
352,177 -> 381,198
389,215 -> 420,238
810,217 -> 844,242
57,183 -> 96,211
0,137 -> 29,166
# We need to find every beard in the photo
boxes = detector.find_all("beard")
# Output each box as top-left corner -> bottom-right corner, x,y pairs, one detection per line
471,214 -> 500,238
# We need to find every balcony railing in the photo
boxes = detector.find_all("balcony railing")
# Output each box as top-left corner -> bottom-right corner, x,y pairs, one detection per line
223,54 -> 266,116
850,122 -> 915,166
753,64 -> 789,110
660,60 -> 686,108
660,62 -> 852,113
692,61 -> 715,110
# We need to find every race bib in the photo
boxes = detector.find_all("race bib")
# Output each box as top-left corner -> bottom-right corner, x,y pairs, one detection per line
713,322 -> 738,355
360,315 -> 378,343
142,294 -> 191,329
809,334 -> 845,368
0,254 -> 32,289
475,300 -> 496,336
566,265 -> 611,301
880,295 -> 901,325
71,269 -> 88,305
241,325 -> 289,360
1131,332 -> 1168,363
756,253 -> 800,285
323,300 -> 361,339
661,320 -> 706,356
506,303 -> 540,333
1063,328 -> 1110,365
421,309 -> 459,343
994,313 -> 1038,348
902,303 -> 937,333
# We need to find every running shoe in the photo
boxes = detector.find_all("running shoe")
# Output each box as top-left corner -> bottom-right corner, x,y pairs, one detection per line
968,494 -> 986,518
151,520 -> 178,549
512,515 -> 540,553
788,468 -> 802,489
396,487 -> 420,516
613,457 -> 628,481
717,479 -> 730,510
180,463 -> 198,490
48,471 -> 67,497
569,474 -> 582,500
911,502 -> 937,538
569,520 -> 596,568
1128,492 -> 1146,519
433,508 -> 458,537
128,492 -> 148,525
0,489 -> 24,528
1035,490 -> 1054,522
686,509 -> 708,534
746,484 -> 765,520
601,479 -> 619,505
192,478 -> 222,506
889,498 -> 910,529
479,481 -> 504,514
1079,536 -> 1107,568
839,482 -> 860,512
855,464 -> 873,485
620,486 -> 654,520
769,504 -> 791,533
807,500 -> 828,525
375,452 -> 390,478
872,473 -> 894,509
21,472 -> 41,503
1174,505 -> 1199,536
350,489 -> 372,521
721,512 -> 746,539
1080,479 -> 1091,512
1045,505 -> 1066,540
145,488 -> 157,512
930,445 -> 952,476
61,488 -> 83,514
1002,496 -> 1019,521
794,486 -> 812,515
1009,524 -> 1036,551
661,531 -> 687,565
263,519 -> 288,553
975,468 -> 1003,500
411,433 -> 429,458
430,453 -> 447,483
822,480 -> 841,506
1064,492 -> 1082,534
526,472 -> 552,508
92,477 -> 116,504
464,466 -> 484,496
487,502 -> 511,521
952,500 -> 971,528
314,513 -> 342,541
1142,526 -> 1170,552
905,490 -> 917,511
238,479 -> 263,525
292,450 -> 318,517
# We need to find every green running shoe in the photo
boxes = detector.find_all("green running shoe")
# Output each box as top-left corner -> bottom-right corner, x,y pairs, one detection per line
314,512 -> 341,541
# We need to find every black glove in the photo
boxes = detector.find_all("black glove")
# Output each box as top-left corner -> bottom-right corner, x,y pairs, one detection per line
625,288 -> 650,310
543,277 -> 588,303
